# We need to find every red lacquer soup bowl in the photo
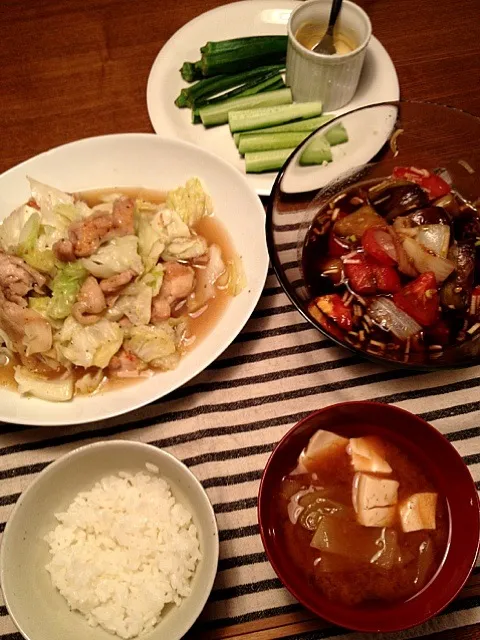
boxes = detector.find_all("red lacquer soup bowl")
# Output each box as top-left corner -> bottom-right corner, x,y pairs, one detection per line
258,401 -> 480,633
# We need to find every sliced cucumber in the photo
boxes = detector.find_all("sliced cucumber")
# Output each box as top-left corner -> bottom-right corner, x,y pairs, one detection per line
239,131 -> 309,154
248,114 -> 334,134
300,136 -> 332,165
199,88 -> 292,127
324,123 -> 349,146
245,148 -> 293,173
229,101 -> 323,133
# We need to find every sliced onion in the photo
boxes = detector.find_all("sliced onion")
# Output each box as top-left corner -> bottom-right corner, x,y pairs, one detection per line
387,227 -> 417,277
372,228 -> 398,262
416,224 -> 450,258
402,237 -> 455,283
368,297 -> 422,340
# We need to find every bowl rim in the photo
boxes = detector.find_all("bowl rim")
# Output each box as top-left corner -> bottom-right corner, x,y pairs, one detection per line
0,439 -> 219,640
257,400 -> 480,633
266,99 -> 480,371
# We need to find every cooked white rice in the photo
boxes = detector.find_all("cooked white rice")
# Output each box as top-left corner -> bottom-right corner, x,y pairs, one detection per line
44,469 -> 201,639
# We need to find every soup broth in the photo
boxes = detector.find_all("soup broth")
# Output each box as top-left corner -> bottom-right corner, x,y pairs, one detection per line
277,430 -> 448,606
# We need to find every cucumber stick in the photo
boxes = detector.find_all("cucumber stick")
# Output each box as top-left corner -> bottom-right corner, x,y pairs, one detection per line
199,88 -> 292,127
300,136 -> 332,166
236,123 -> 348,153
324,122 -> 348,145
245,138 -> 332,173
245,149 -> 293,173
229,102 -> 323,133
248,114 -> 334,134
239,131 -> 309,154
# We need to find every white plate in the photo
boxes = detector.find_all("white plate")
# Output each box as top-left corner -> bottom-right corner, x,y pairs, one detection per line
0,134 -> 268,426
146,0 -> 400,196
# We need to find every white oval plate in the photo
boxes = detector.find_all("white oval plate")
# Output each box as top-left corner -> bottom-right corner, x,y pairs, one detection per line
146,0 -> 400,197
0,134 -> 268,426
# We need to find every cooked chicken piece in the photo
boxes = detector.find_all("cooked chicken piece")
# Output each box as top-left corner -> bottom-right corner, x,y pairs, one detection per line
99,269 -> 136,295
52,239 -> 76,262
69,212 -> 112,258
67,196 -> 135,258
151,297 -> 171,323
119,316 -> 133,328
0,292 -> 52,357
111,197 -> 135,235
0,252 -> 46,306
72,276 -> 106,325
108,349 -> 147,377
151,262 -> 195,323
162,262 -> 196,300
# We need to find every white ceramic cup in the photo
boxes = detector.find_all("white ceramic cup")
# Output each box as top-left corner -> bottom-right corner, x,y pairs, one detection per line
286,0 -> 372,111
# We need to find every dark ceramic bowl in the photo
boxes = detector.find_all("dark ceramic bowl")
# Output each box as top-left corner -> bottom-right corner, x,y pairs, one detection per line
258,401 -> 480,633
266,101 -> 480,369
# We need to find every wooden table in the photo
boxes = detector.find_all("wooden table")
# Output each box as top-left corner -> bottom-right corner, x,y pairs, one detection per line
1,1 -> 479,639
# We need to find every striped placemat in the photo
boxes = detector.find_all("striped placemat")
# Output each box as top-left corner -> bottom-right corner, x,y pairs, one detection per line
0,269 -> 479,640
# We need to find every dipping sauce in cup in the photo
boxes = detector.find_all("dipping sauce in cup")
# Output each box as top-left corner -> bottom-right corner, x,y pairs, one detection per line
286,0 -> 372,111
295,21 -> 358,55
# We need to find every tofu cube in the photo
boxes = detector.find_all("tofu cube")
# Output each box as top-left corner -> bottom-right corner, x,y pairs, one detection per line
348,436 -> 392,474
299,429 -> 349,473
399,493 -> 437,532
357,505 -> 397,528
353,472 -> 399,528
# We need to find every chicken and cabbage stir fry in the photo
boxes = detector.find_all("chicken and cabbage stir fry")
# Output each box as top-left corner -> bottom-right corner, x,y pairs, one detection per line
0,178 -> 245,401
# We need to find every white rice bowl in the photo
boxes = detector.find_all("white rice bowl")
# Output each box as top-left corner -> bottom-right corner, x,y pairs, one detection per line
44,470 -> 201,639
0,441 -> 219,640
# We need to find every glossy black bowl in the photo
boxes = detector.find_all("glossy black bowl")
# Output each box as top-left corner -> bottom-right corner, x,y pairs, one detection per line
266,101 -> 480,370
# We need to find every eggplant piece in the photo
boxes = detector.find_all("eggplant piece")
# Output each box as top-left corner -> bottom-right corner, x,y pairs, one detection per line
369,180 -> 429,221
453,210 -> 480,242
409,206 -> 451,227
440,242 -> 475,310
333,205 -> 386,238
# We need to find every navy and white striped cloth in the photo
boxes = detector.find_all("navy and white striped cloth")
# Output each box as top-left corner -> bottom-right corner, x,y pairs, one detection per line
0,271 -> 479,640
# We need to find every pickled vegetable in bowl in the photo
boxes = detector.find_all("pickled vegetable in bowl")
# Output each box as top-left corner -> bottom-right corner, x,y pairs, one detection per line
279,428 -> 448,606
267,100 -> 480,370
302,165 -> 480,366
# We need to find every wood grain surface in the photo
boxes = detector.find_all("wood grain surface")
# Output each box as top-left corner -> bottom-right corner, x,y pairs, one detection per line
1,0 -> 479,638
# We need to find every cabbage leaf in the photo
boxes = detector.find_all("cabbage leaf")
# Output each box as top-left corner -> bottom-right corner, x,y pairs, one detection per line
106,282 -> 152,326
48,262 -> 88,320
14,366 -> 73,402
81,236 -> 143,279
15,212 -> 56,275
162,236 -> 208,261
123,323 -> 177,364
0,204 -> 38,253
140,264 -> 164,297
136,211 -> 167,271
166,177 -> 213,226
57,316 -> 123,368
